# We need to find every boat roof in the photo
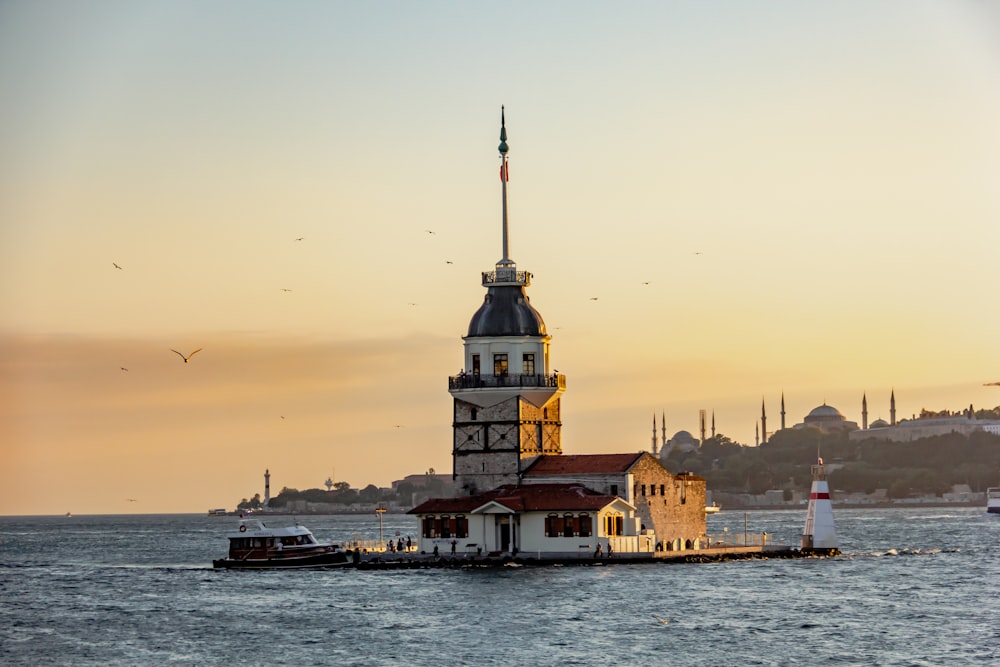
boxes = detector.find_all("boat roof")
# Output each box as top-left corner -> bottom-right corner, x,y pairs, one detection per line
226,518 -> 316,538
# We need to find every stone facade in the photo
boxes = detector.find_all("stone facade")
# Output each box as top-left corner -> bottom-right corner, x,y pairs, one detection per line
628,455 -> 706,550
452,395 -> 563,494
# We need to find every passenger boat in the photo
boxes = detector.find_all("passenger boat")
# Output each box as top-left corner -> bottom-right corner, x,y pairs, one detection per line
987,487 -> 1000,515
212,518 -> 351,569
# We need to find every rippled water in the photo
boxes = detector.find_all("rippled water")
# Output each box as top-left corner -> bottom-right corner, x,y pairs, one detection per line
1,508 -> 997,666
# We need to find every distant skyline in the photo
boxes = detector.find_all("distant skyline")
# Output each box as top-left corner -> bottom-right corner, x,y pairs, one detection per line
2,1 -> 999,515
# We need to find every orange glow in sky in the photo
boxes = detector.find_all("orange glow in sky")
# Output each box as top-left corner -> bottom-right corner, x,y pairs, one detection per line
2,2 -> 999,514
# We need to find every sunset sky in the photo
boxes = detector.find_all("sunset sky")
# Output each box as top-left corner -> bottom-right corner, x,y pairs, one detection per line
2,1 -> 999,515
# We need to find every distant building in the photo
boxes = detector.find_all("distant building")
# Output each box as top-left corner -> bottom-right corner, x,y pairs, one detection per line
792,404 -> 859,434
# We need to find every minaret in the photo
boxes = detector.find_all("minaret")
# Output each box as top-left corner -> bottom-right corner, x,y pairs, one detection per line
760,398 -> 768,445
802,455 -> 839,552
711,411 -> 716,439
890,389 -> 896,426
651,414 -> 659,456
755,422 -> 760,447
264,468 -> 271,506
449,108 -> 565,495
780,392 -> 786,431
699,409 -> 707,444
862,393 -> 868,430
661,411 -> 667,452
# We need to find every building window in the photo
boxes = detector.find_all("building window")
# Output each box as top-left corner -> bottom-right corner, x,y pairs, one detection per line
563,513 -> 575,537
545,513 -> 562,537
455,515 -> 468,538
522,353 -> 535,376
660,484 -> 665,496
610,484 -> 619,497
440,515 -> 451,538
493,354 -> 508,377
650,484 -> 656,497
641,484 -> 646,497
422,516 -> 436,538
604,513 -> 623,536
578,514 -> 592,537
472,354 -> 480,376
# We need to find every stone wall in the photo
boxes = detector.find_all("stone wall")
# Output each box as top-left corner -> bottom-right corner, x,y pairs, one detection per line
629,454 -> 707,550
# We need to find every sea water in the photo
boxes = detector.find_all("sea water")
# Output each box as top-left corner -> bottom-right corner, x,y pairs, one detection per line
1,507 -> 997,666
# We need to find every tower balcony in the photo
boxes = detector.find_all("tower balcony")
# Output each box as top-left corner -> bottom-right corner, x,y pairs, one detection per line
448,372 -> 565,408
449,372 -> 564,391
482,267 -> 531,287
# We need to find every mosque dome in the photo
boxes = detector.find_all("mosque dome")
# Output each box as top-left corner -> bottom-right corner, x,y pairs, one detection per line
804,404 -> 845,423
467,285 -> 547,337
671,430 -> 697,444
869,418 -> 889,429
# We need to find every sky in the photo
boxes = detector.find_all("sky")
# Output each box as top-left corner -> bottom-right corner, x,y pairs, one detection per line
2,1 -> 999,515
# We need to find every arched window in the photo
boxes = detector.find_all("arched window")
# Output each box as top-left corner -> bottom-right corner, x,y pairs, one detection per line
545,513 -> 561,537
563,513 -> 575,537
578,514 -> 592,537
440,515 -> 451,538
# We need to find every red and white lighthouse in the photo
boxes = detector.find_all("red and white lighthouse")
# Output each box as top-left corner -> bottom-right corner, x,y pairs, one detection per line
802,457 -> 838,551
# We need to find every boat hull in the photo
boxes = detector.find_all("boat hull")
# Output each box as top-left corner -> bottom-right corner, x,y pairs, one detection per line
213,551 -> 352,569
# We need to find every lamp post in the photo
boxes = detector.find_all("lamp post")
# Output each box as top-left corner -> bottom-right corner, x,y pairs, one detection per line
375,504 -> 386,548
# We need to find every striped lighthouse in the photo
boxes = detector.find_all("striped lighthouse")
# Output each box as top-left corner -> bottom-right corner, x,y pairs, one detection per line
802,456 -> 838,552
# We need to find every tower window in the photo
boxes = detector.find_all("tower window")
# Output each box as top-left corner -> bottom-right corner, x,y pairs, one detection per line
470,408 -> 477,420
472,355 -> 480,376
493,354 -> 508,377
522,353 -> 535,376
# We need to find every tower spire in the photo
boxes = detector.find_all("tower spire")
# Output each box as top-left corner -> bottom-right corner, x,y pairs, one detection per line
498,105 -> 512,267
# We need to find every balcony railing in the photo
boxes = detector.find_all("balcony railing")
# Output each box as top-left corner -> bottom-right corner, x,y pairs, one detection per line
448,373 -> 565,391
482,268 -> 531,286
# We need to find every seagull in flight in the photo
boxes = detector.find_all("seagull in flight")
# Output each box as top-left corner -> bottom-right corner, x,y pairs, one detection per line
280,288 -> 292,292
120,367 -> 129,372
126,498 -> 138,503
651,615 -> 671,625
425,229 -> 436,235
294,237 -> 305,241
171,348 -> 202,363
985,382 -> 1000,386
113,262 -> 123,270
589,297 -> 599,301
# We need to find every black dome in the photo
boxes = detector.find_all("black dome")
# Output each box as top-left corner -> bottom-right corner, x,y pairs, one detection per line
467,285 -> 547,337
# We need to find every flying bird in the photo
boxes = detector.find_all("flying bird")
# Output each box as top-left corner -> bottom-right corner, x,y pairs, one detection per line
113,262 -> 123,270
120,367 -> 129,372
984,382 -> 1000,386
651,615 -> 671,625
425,229 -> 436,235
294,237 -> 305,241
280,288 -> 292,292
445,260 -> 453,264
589,297 -> 599,301
171,348 -> 202,363
126,498 -> 137,502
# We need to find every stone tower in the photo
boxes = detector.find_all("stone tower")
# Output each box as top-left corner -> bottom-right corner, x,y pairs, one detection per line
449,108 -> 566,495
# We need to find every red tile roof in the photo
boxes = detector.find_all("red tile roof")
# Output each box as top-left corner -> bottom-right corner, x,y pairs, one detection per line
522,453 -> 645,476
408,483 -> 620,514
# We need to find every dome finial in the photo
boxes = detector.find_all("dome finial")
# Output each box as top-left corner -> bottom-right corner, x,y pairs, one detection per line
498,105 -> 508,154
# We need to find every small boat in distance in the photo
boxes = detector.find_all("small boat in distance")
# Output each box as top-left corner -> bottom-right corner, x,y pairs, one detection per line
212,518 -> 351,569
705,503 -> 721,514
987,487 -> 1000,515
207,508 -> 227,516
